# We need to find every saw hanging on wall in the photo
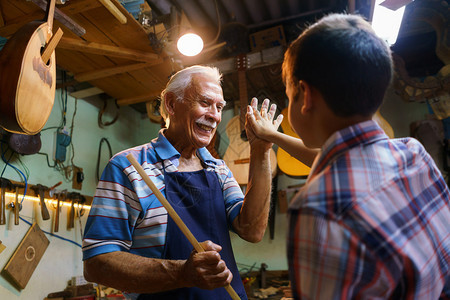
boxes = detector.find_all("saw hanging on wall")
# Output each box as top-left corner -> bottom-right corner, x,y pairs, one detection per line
0,0 -> 63,135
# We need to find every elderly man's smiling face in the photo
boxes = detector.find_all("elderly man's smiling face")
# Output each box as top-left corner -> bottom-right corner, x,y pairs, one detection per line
172,74 -> 226,149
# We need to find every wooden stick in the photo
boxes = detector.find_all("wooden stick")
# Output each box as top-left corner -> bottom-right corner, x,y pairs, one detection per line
41,27 -> 64,64
126,154 -> 241,300
31,0 -> 86,36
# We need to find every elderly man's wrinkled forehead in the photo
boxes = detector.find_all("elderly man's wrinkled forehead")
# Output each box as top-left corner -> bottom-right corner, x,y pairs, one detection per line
187,74 -> 225,103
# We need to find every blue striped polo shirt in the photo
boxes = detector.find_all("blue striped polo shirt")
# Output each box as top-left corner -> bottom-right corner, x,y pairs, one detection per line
82,130 -> 244,260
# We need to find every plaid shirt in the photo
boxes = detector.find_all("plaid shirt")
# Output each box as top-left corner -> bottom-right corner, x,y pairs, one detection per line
288,120 -> 450,299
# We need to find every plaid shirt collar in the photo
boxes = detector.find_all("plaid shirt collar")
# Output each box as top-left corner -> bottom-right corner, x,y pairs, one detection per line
309,120 -> 389,181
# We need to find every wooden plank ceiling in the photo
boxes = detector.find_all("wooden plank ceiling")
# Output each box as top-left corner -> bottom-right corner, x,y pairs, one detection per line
0,0 -> 174,108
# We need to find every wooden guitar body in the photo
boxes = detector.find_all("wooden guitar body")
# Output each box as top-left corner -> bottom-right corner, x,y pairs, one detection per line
373,110 -> 394,138
0,21 -> 56,134
276,108 -> 394,177
276,108 -> 311,177
223,115 -> 250,184
223,115 -> 277,184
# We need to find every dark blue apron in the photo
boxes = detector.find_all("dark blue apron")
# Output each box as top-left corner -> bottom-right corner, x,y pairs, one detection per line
138,164 -> 247,300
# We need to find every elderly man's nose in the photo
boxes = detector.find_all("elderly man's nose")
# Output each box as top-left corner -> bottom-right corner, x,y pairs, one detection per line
207,106 -> 221,119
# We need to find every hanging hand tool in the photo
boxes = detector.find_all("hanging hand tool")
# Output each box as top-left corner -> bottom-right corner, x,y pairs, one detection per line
48,181 -> 62,193
54,192 -> 60,232
13,185 -> 21,225
0,178 -> 12,225
32,184 -> 50,220
67,192 -> 79,229
8,184 -> 23,225
54,190 -> 66,232
68,194 -> 75,229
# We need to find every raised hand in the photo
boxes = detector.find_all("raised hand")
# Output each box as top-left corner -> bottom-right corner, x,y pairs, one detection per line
246,97 -> 283,146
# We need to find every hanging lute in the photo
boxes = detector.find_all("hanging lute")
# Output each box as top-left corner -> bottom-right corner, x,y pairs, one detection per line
0,0 -> 63,134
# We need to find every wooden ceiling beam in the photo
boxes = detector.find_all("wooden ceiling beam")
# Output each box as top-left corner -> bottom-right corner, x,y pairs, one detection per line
58,37 -> 159,62
61,0 -> 103,15
98,0 -> 127,25
0,12 -> 42,37
0,0 -> 99,37
70,87 -> 104,99
117,91 -> 161,106
74,61 -> 163,82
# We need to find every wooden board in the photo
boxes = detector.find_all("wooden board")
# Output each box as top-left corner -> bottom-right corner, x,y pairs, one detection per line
3,223 -> 49,290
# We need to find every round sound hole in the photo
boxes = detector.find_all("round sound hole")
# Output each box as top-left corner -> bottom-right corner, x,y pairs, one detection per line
25,246 -> 36,262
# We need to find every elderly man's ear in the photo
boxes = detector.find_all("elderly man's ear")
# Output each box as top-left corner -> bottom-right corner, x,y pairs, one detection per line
164,92 -> 177,116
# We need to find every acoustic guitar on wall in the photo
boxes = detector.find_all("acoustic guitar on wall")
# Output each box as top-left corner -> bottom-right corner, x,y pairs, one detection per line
0,0 -> 63,135
223,54 -> 277,184
276,107 -> 311,177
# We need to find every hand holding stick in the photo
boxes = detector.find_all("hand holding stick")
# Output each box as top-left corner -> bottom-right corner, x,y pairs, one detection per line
126,154 -> 240,300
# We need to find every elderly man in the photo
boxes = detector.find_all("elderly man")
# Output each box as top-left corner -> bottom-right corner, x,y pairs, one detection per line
82,65 -> 280,299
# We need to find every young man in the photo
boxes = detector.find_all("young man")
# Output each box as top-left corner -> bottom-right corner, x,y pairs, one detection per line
247,13 -> 450,299
83,65 -> 281,299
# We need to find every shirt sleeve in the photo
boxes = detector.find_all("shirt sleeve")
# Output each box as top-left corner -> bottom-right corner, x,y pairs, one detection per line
288,209 -> 394,299
82,160 -> 142,260
223,170 -> 244,225
213,160 -> 244,226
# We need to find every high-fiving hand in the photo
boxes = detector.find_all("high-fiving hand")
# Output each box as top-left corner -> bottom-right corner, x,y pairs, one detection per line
246,97 -> 283,148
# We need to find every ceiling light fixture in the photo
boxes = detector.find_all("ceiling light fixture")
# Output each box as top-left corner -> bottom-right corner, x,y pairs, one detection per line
177,32 -> 204,56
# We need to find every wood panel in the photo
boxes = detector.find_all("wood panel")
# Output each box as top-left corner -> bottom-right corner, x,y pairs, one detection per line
3,223 -> 49,290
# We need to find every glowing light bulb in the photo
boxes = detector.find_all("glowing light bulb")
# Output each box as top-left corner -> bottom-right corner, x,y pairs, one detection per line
177,33 -> 204,56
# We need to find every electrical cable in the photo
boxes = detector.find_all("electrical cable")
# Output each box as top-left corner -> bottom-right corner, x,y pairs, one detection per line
96,138 -> 113,182
1,142 -> 28,204
60,70 -> 68,129
17,156 -> 30,179
1,143 -> 27,184
98,98 -> 120,128
19,216 -> 82,248
0,143 -> 14,177
37,152 -> 57,168
69,98 -> 78,168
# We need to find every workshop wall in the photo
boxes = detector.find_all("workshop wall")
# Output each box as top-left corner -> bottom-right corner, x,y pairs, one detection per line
0,84 -> 432,299
0,90 -> 160,300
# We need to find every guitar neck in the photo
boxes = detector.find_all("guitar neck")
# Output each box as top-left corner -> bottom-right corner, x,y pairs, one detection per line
45,0 -> 56,33
238,68 -> 248,133
236,54 -> 249,136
